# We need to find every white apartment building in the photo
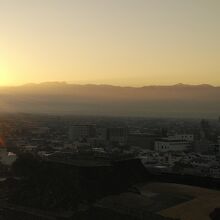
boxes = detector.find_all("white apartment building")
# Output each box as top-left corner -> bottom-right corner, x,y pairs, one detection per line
168,134 -> 194,142
154,134 -> 194,152
155,139 -> 191,152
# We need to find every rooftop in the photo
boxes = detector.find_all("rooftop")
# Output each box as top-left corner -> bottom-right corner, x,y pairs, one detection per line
46,159 -> 111,167
137,182 -> 220,220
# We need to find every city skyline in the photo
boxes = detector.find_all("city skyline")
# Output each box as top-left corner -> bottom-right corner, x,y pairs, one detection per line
1,0 -> 220,86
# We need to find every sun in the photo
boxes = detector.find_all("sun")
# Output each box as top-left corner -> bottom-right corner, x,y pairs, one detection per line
0,63 -> 10,86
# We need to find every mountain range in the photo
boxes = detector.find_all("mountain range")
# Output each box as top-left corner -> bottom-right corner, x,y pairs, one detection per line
0,82 -> 219,118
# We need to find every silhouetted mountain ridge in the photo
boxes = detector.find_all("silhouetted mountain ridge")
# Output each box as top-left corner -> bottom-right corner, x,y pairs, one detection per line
0,83 -> 219,118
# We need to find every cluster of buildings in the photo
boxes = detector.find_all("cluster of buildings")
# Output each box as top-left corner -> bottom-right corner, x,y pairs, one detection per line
0,115 -> 220,180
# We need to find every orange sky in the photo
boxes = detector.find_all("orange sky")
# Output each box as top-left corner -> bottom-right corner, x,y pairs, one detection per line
0,0 -> 220,86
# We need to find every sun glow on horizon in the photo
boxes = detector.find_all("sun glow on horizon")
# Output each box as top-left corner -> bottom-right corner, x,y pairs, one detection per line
0,64 -> 10,86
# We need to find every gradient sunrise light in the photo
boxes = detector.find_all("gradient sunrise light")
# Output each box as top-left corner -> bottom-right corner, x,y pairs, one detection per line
1,0 -> 220,86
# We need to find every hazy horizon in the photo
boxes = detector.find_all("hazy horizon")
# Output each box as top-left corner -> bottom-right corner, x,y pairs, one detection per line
0,81 -> 219,88
0,83 -> 219,118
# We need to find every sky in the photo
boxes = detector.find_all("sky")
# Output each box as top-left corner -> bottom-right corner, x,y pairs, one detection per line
0,0 -> 220,86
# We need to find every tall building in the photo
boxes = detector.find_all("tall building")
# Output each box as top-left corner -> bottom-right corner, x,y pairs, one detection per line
218,136 -> 220,154
200,119 -> 211,140
128,133 -> 158,150
69,124 -> 96,141
106,127 -> 128,144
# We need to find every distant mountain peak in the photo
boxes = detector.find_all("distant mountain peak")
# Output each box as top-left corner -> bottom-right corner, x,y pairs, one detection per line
197,84 -> 214,88
173,83 -> 189,87
173,83 -> 214,88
